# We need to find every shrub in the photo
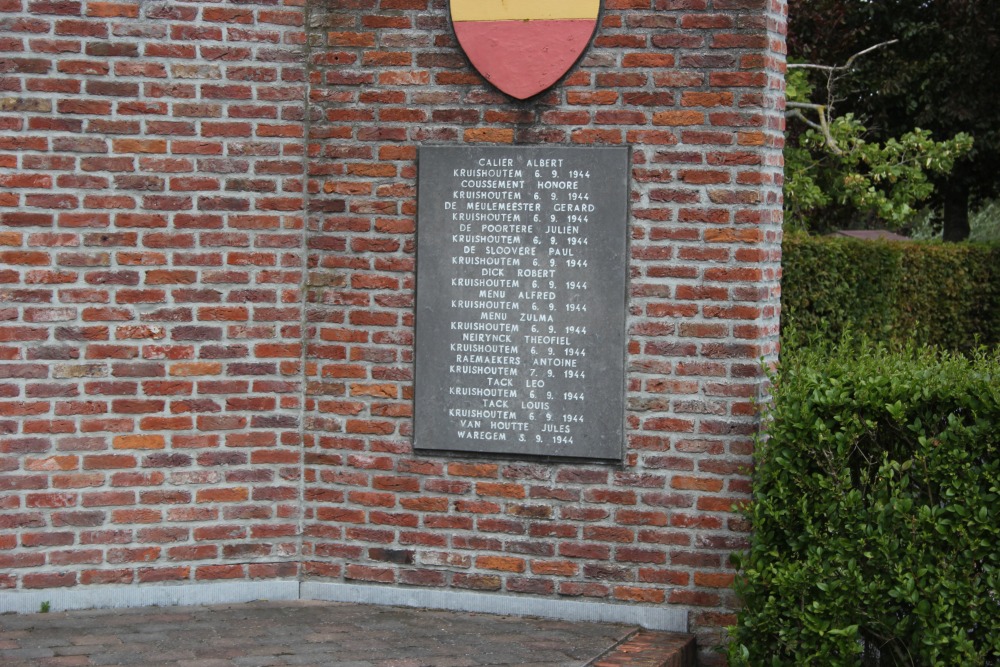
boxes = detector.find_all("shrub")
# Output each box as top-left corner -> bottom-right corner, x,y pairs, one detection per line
728,342 -> 1000,666
970,200 -> 1000,244
781,234 -> 1000,351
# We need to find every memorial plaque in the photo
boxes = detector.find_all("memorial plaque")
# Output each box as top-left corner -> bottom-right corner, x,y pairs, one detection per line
415,146 -> 629,460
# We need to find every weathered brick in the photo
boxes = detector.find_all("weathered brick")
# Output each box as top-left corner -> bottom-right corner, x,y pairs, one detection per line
0,5 -> 783,664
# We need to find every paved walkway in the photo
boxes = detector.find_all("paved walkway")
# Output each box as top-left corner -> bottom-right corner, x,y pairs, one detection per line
0,600 -> 687,667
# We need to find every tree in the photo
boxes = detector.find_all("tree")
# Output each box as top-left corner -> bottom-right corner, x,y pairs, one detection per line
788,0 -> 1000,241
784,51 -> 973,233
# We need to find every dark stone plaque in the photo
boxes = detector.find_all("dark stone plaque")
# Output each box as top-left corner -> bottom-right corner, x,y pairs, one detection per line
415,146 -> 629,460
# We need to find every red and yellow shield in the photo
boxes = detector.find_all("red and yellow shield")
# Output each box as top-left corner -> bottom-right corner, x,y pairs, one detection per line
451,0 -> 601,100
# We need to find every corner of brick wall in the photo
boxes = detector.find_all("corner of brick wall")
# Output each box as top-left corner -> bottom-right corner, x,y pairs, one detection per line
301,0 -> 785,663
1,0 -> 785,663
0,0 -> 309,588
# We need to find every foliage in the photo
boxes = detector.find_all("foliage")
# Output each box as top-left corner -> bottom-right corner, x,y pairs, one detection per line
901,199 -> 1000,242
728,341 -> 1000,666
970,200 -> 1000,244
784,67 -> 973,233
780,233 -> 1000,351
788,0 -> 1000,239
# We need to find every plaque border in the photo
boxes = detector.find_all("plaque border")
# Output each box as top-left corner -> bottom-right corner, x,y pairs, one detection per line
413,145 -> 632,463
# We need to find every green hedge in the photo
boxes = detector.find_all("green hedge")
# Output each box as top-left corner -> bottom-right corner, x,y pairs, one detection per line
781,234 -> 1000,350
728,342 -> 1000,666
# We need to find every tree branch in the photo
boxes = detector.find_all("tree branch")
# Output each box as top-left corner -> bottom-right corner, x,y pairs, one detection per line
786,103 -> 842,155
786,108 -> 824,132
787,40 -> 899,72
843,39 -> 900,71
787,63 -> 837,72
786,40 -> 900,153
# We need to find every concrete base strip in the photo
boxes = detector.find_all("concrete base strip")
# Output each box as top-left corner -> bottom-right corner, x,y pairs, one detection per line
0,580 -> 687,633
302,581 -> 688,632
0,580 -> 300,615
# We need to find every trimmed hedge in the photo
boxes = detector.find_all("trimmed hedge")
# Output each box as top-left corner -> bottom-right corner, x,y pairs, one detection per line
781,234 -> 1000,351
728,342 -> 1000,666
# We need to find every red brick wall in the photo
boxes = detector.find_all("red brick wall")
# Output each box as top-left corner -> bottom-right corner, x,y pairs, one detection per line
0,0 -> 308,585
1,0 -> 785,662
301,0 -> 785,661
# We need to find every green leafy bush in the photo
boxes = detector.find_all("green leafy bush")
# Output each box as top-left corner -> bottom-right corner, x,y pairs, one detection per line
784,115 -> 973,232
783,68 -> 974,233
728,342 -> 1000,666
781,234 -> 1000,351
970,200 -> 1000,244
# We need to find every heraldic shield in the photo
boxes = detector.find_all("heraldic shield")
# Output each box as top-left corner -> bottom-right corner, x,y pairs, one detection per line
450,0 -> 601,100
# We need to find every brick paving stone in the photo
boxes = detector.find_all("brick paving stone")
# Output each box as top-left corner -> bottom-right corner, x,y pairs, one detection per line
70,635 -> 125,646
0,601 -> 663,667
14,647 -> 56,659
53,646 -> 104,657
40,657 -> 90,666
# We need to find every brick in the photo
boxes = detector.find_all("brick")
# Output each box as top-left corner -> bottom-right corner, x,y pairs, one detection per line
448,462 -> 499,479
614,586 -> 666,604
475,482 -> 526,499
653,110 -> 705,126
0,5 -> 784,664
24,571 -> 78,589
112,434 -> 166,450
476,555 -> 526,573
